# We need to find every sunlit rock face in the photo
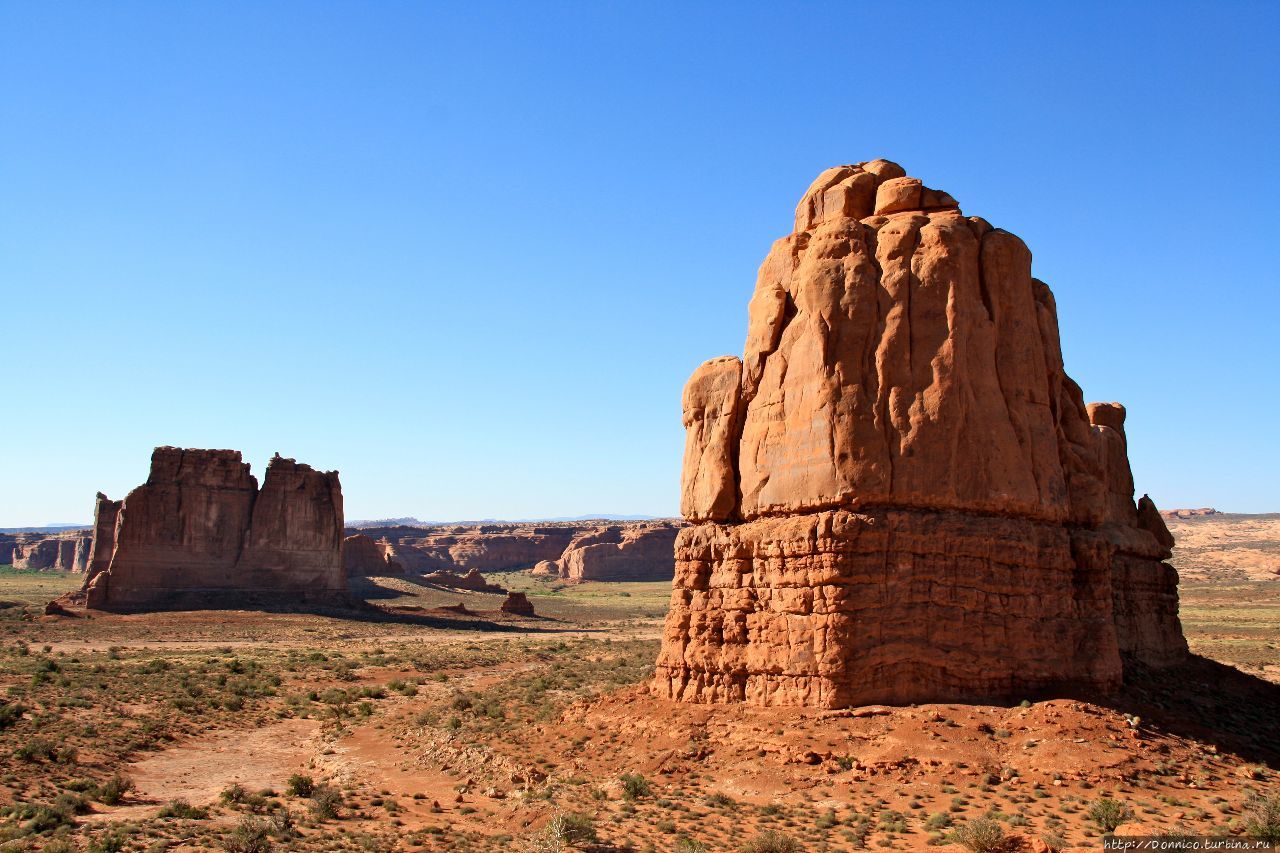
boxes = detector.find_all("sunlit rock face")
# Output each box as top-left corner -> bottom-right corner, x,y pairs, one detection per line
656,160 -> 1186,708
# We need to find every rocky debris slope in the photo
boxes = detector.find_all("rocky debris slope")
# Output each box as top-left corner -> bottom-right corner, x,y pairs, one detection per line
342,534 -> 405,576
656,159 -> 1187,708
554,523 -> 679,582
3,530 -> 90,571
66,447 -> 348,610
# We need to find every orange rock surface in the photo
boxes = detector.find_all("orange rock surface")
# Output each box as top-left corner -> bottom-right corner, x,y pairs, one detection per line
657,160 -> 1186,707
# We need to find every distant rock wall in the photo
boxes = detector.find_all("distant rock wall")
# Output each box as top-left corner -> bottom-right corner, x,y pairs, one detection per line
557,524 -> 679,582
77,447 -> 348,609
655,160 -> 1187,708
6,531 -> 90,572
362,525 -> 579,573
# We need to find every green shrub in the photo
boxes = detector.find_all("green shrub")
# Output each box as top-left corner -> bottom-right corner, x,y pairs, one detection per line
158,798 -> 208,819
1087,797 -> 1134,833
311,785 -> 343,820
1244,793 -> 1280,843
97,774 -> 134,806
14,736 -> 56,761
742,830 -> 801,853
286,774 -> 315,797
0,701 -> 25,730
620,772 -> 651,800
925,812 -> 954,831
547,812 -> 597,845
222,816 -> 272,852
952,816 -> 1006,853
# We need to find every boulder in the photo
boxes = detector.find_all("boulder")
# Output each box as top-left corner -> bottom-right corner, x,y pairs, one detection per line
531,559 -> 560,577
500,591 -> 535,616
655,160 -> 1187,708
423,568 -> 506,593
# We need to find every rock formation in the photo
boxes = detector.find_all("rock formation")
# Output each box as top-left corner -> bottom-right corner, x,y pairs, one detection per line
422,568 -> 506,594
555,523 -> 679,582
7,531 -> 91,572
360,525 -> 579,573
531,559 -> 560,577
500,591 -> 536,616
72,447 -> 348,609
655,160 -> 1187,708
343,534 -> 405,576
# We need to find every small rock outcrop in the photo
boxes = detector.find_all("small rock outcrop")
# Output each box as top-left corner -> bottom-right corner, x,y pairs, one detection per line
422,568 -> 506,594
71,447 -> 348,610
500,591 -> 535,616
342,534 -> 405,576
531,559 -> 560,577
655,160 -> 1187,708
556,524 -> 679,582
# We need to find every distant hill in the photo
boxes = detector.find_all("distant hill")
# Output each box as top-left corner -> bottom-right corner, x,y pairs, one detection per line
346,514 -> 661,529
0,523 -> 91,534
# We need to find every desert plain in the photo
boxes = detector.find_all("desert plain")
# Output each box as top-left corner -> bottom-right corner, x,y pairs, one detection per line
0,510 -> 1277,852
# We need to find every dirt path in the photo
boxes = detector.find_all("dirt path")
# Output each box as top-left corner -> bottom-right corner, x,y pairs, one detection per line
84,717 -> 322,823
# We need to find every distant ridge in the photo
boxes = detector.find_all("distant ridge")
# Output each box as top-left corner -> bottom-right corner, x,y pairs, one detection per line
0,523 -> 91,534
347,514 -> 662,528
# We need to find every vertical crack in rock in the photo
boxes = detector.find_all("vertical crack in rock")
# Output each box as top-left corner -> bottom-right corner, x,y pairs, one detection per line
659,160 -> 1187,708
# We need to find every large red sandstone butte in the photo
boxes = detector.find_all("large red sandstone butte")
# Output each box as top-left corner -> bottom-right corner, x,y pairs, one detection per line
655,160 -> 1187,708
73,447 -> 348,609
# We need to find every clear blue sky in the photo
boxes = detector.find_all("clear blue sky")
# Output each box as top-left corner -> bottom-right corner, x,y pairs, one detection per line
2,2 -> 1277,525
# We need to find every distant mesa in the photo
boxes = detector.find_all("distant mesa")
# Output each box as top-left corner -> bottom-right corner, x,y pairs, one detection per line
655,159 -> 1187,708
2,529 -> 90,572
55,447 -> 349,611
1161,507 -> 1219,519
353,520 -> 681,582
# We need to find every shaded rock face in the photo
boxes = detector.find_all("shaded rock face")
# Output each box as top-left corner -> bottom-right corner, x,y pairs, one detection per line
8,531 -> 91,572
557,524 -> 679,582
500,591 -> 535,616
342,534 -> 405,576
657,160 -> 1186,708
81,448 -> 348,609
